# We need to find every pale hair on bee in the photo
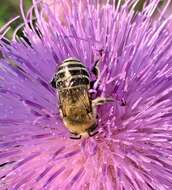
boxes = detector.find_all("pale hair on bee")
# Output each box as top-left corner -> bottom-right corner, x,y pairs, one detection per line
50,57 -> 113,139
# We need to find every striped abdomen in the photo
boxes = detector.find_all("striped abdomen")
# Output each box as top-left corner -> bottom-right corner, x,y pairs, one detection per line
51,57 -> 90,89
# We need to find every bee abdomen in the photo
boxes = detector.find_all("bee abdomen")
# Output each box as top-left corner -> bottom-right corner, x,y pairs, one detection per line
54,57 -> 90,89
57,69 -> 89,79
58,58 -> 86,71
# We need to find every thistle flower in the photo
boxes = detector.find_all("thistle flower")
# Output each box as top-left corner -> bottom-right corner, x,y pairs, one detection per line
0,0 -> 172,189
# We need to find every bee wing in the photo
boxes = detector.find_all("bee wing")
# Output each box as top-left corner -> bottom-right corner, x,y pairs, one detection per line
75,87 -> 91,113
71,68 -> 91,110
59,69 -> 92,116
61,87 -> 92,115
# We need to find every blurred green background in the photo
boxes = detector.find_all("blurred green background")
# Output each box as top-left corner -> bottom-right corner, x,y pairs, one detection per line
0,0 -> 31,37
0,0 -> 31,26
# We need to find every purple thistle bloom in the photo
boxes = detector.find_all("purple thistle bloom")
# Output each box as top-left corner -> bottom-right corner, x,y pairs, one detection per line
1,0 -> 172,189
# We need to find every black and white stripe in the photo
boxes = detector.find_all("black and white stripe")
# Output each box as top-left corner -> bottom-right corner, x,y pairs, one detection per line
53,57 -> 90,89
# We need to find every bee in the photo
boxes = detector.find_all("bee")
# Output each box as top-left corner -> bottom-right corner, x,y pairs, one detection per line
50,57 -> 113,139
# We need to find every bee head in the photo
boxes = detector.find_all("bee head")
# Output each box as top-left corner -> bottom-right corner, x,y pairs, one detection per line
50,78 -> 57,88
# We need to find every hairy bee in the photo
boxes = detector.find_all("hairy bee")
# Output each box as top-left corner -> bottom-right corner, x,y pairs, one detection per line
51,57 -> 113,139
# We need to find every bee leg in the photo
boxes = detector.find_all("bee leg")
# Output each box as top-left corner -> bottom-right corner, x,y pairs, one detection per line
115,96 -> 127,106
70,132 -> 81,140
90,49 -> 104,89
92,49 -> 104,77
120,98 -> 126,106
87,123 -> 99,137
88,130 -> 99,137
92,97 -> 114,106
50,78 -> 56,88
90,80 -> 96,89
91,59 -> 100,79
90,61 -> 100,90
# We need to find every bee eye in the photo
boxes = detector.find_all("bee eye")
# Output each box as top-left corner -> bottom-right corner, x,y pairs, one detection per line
50,78 -> 56,88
